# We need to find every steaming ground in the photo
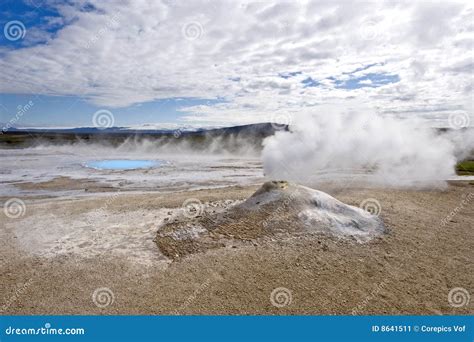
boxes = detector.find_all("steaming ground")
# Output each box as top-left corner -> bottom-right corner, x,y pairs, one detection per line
1,137 -> 472,200
0,142 -> 264,198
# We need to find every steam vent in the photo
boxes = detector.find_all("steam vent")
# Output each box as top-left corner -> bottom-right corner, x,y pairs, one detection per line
155,181 -> 386,260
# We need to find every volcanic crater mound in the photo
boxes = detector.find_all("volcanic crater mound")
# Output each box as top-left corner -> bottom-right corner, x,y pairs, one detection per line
155,181 -> 386,260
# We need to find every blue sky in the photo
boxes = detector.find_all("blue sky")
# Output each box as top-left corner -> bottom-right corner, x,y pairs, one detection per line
0,0 -> 472,128
0,93 -> 221,127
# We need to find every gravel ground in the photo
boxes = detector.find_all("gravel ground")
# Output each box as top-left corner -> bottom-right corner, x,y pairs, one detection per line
0,181 -> 473,315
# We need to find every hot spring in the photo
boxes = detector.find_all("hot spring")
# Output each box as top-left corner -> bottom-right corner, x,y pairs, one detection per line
84,159 -> 166,170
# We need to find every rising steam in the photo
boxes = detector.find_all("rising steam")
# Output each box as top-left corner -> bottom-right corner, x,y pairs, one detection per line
28,132 -> 262,157
262,113 -> 473,187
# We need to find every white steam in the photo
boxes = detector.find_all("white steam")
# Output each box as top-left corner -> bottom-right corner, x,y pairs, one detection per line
29,133 -> 261,157
262,113 -> 473,187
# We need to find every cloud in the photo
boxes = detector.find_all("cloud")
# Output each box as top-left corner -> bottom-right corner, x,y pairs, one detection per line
0,0 -> 472,126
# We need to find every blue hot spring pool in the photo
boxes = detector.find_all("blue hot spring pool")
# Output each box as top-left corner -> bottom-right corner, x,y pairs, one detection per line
84,159 -> 165,170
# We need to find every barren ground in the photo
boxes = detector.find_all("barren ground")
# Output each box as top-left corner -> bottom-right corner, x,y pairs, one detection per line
1,181 -> 473,315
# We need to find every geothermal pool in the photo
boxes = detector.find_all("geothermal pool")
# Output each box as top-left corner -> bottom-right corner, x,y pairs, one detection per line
84,159 -> 166,170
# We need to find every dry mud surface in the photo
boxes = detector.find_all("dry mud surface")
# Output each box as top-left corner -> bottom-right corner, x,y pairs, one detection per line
1,182 -> 473,315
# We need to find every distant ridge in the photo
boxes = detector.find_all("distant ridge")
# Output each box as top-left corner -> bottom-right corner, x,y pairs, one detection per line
0,123 -> 289,148
2,122 -> 287,136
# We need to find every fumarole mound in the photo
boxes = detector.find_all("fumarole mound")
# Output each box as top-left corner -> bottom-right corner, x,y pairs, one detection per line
155,181 -> 386,260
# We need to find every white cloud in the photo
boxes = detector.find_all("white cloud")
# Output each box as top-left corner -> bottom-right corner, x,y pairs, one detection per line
0,0 -> 472,126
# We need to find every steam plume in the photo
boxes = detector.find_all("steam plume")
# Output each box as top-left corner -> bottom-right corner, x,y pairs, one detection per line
262,112 -> 473,187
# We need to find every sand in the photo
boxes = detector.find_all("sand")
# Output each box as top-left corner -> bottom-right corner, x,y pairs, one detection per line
0,181 -> 473,315
14,176 -> 117,192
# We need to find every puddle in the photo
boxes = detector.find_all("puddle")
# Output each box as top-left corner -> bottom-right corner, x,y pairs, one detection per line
84,159 -> 166,170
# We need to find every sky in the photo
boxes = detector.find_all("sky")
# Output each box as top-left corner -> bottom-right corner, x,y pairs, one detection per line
0,0 -> 472,129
